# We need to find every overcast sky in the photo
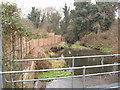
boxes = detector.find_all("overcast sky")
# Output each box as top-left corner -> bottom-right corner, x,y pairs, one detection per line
1,0 -> 119,17
1,0 -> 74,17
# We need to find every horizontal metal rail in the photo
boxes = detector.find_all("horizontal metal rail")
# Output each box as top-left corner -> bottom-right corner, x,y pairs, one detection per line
0,63 -> 119,74
2,54 -> 120,88
11,54 -> 120,62
1,63 -> 120,83
106,86 -> 120,89
5,71 -> 120,83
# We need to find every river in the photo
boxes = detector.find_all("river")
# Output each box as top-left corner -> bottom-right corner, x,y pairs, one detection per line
59,49 -> 118,75
35,48 -> 118,88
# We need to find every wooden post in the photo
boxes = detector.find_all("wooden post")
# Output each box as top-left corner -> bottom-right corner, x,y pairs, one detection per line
0,16 -> 4,89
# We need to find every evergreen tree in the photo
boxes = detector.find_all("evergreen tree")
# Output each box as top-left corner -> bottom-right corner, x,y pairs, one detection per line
68,1 -> 116,43
27,7 -> 43,28
60,4 -> 70,35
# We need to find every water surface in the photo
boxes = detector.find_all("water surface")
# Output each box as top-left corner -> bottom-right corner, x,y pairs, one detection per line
59,49 -> 118,75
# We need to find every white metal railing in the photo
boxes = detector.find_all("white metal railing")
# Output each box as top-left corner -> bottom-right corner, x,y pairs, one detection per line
11,54 -> 119,62
0,54 -> 120,88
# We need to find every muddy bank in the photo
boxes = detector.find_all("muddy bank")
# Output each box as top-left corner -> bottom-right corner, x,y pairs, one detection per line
22,46 -> 66,88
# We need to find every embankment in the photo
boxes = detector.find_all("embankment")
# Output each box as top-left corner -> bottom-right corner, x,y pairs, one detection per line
80,20 -> 118,53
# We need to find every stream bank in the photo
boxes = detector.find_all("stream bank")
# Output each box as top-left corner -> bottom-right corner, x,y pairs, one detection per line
22,41 -> 118,88
35,44 -> 118,88
50,42 -> 118,75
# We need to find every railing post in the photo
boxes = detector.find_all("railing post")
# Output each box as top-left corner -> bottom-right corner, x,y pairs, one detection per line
88,57 -> 90,61
101,57 -> 104,69
72,57 -> 74,88
11,33 -> 15,88
0,15 -> 4,89
83,66 -> 86,88
20,33 -> 23,88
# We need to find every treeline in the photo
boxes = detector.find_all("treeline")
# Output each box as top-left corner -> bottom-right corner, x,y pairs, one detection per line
1,1 -> 118,59
27,7 -> 61,33
27,1 -> 117,43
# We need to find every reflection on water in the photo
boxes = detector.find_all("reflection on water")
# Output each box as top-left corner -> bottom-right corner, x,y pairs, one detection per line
59,49 -> 118,75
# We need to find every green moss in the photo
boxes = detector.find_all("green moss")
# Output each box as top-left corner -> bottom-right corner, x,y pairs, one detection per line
58,42 -> 69,48
38,71 -> 72,82
48,52 -> 56,57
101,48 -> 111,53
71,44 -> 91,50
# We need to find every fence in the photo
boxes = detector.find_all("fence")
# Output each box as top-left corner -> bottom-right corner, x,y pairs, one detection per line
0,54 -> 120,88
15,33 -> 62,58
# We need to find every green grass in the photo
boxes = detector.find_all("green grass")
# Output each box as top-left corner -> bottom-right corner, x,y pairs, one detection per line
38,71 -> 72,82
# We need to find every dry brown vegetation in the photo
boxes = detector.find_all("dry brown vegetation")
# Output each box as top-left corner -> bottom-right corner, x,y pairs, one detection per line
22,47 -> 51,88
22,45 -> 65,88
80,20 -> 118,53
